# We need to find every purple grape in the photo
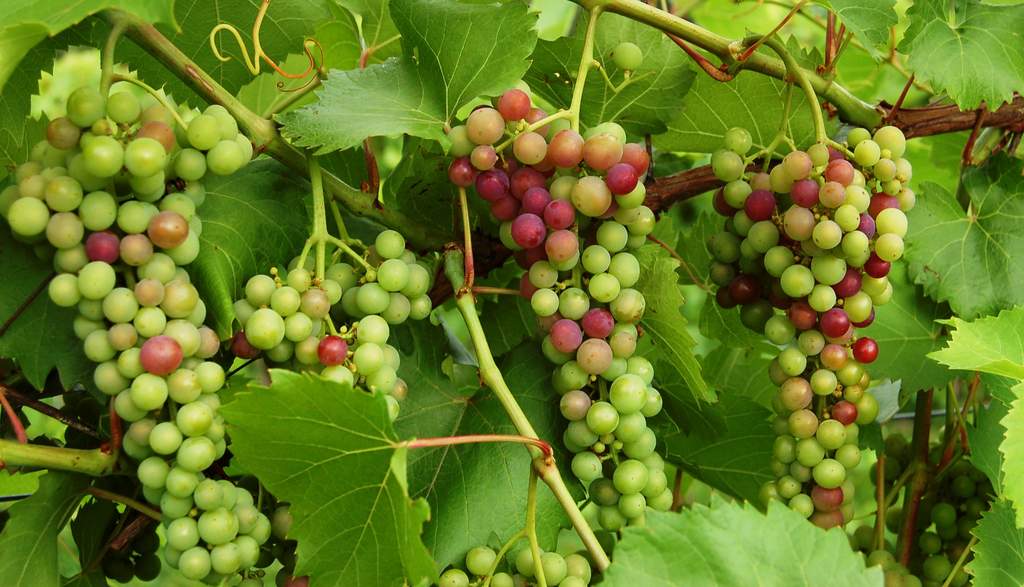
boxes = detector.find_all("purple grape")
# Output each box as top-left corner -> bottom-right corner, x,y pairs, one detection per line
543,199 -> 575,230
522,187 -> 551,215
790,179 -> 819,208
832,268 -> 862,297
744,190 -> 776,221
550,319 -> 583,353
510,167 -> 546,199
448,157 -> 476,187
858,214 -> 876,238
605,163 -> 638,195
475,169 -> 509,202
511,213 -> 546,249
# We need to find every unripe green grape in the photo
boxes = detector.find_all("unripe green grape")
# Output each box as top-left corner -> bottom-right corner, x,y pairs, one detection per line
789,494 -> 814,518
769,163 -> 794,193
875,233 -> 904,262
377,258 -> 410,292
529,288 -> 558,317
780,264 -> 814,298
723,180 -> 752,210
67,87 -> 105,127
626,206 -> 655,236
588,272 -> 621,303
811,255 -> 846,286
806,284 -> 836,313
876,207 -> 908,237
356,282 -> 390,315
747,221 -> 780,253
835,443 -> 861,469
812,458 -> 846,489
610,41 -> 644,70
571,452 -> 603,483
596,221 -> 629,253
764,315 -> 796,345
874,126 -> 906,158
812,220 -> 842,249
711,149 -> 744,182
268,286 -> 300,317
7,197 -> 50,237
723,127 -> 753,155
165,466 -> 199,498
165,230 -> 199,265
610,288 -> 645,323
841,232 -> 870,264
177,436 -> 217,472
613,459 -> 649,494
374,229 -> 406,260
206,139 -> 245,175
763,246 -> 794,277
707,231 -> 741,263
47,273 -> 81,307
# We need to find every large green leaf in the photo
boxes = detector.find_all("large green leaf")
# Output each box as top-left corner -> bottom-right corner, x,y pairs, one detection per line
999,392 -> 1024,527
0,1 -> 175,94
634,245 -> 714,405
525,12 -> 695,136
968,397 -> 1009,494
905,156 -> 1024,319
821,0 -> 898,56
479,295 -> 536,358
394,324 -> 571,570
928,306 -> 1024,380
220,370 -> 436,587
967,499 -> 1024,585
656,70 -> 821,153
337,0 -> 401,63
601,503 -> 883,586
900,0 -> 1024,109
190,159 -> 310,339
655,393 -> 774,503
281,0 -> 537,153
0,472 -> 90,587
861,262 -> 952,393
0,232 -> 93,390
65,499 -> 117,585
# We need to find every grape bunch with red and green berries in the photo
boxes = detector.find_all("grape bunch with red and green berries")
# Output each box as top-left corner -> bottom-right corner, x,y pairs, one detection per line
703,124 -> 915,528
446,42 -> 676,544
1,81 -> 270,582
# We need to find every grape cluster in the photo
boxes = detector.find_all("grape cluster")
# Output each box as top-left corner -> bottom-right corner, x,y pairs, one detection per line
231,228 -> 434,421
702,125 -> 916,527
439,543 -> 595,587
0,82 -> 270,582
448,65 -> 675,532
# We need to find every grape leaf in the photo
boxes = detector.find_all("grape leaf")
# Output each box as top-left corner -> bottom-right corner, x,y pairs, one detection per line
337,0 -> 401,63
968,396 -> 1009,493
65,499 -> 117,586
899,0 -> 1024,109
655,393 -> 774,503
0,472 -> 90,587
928,306 -> 1024,380
380,137 -> 459,237
999,392 -> 1024,527
393,323 -> 570,570
220,370 -> 436,587
281,0 -> 538,153
479,295 -> 536,358
0,232 -> 93,390
634,245 -> 714,404
189,159 -> 310,339
862,263 -> 952,393
601,502 -> 883,586
906,156 -> 1024,319
314,4 -> 363,73
0,0 -> 175,94
525,12 -> 696,136
656,70 -> 824,153
870,379 -> 903,423
967,499 -> 1024,585
820,0 -> 898,56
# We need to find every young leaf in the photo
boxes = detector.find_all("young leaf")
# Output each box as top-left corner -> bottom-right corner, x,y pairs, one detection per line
0,0 -> 175,94
392,323 -> 570,569
906,156 -> 1024,319
633,244 -> 714,404
190,159 -> 310,339
601,502 -> 883,586
525,12 -> 696,135
820,0 -> 898,56
899,0 -> 1024,109
928,306 -> 1024,380
967,499 -> 1024,585
656,70 -> 823,153
281,0 -> 538,153
220,370 -> 436,587
0,472 -> 91,587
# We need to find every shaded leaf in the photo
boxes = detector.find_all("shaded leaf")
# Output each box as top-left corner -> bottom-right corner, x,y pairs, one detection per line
967,499 -> 1024,585
968,397 -> 1009,494
480,295 -> 536,358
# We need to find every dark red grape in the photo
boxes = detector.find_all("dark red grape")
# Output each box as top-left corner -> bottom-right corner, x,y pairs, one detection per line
543,199 -> 575,230
514,246 -> 547,269
831,401 -> 858,425
605,163 -> 638,195
863,253 -> 891,278
790,179 -> 819,208
788,301 -> 817,330
824,159 -> 854,185
852,337 -> 878,363
620,143 -> 650,176
713,189 -> 736,217
317,335 -> 349,366
852,309 -> 875,328
232,331 -> 260,359
519,273 -> 538,299
491,197 -> 520,221
475,169 -> 510,202
448,157 -> 476,187
869,194 -> 899,218
857,214 -> 876,238
510,167 -> 546,199
581,308 -> 614,339
85,231 -> 120,263
744,190 -> 776,222
550,319 -> 583,353
811,485 -> 844,512
715,287 -> 737,309
768,281 -> 792,309
522,187 -> 551,215
832,268 -> 862,297
820,308 -> 851,338
140,335 -> 184,375
511,213 -> 546,249
497,89 -> 531,121
728,274 -> 761,305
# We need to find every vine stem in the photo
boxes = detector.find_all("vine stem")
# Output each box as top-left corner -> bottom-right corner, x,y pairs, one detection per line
402,434 -> 553,459
897,389 -> 934,566
0,386 -> 99,439
569,7 -> 604,131
458,187 -> 474,292
85,487 -> 161,521
444,251 -> 611,571
482,529 -> 526,587
526,469 -> 547,587
0,439 -> 117,476
0,390 -> 27,444
100,18 -> 127,95
940,534 -> 977,587
741,35 -> 827,143
309,157 -> 328,281
471,286 -> 520,296
873,454 -> 886,551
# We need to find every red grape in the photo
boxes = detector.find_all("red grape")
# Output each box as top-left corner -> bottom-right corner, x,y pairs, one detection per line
852,309 -> 875,328
827,147 -> 844,161
863,253 -> 890,278
448,157 -> 476,187
824,159 -> 854,185
858,214 -> 876,238
715,288 -> 737,309
491,197 -> 520,221
510,167 -> 546,199
543,199 -> 575,230
728,274 -> 761,305
526,108 -> 550,138
511,213 -> 546,249
85,231 -> 120,263
232,331 -> 260,359
810,510 -> 845,529
522,187 -> 551,215
497,89 -> 531,121
545,229 -> 578,264
140,335 -> 184,375
548,130 -> 584,168
852,337 -> 879,363
831,400 -> 858,425
475,169 -> 510,202
744,190 -> 776,221
317,335 -> 349,366
713,189 -> 735,216
620,143 -> 650,176
582,134 -> 623,171
514,246 -> 547,269
138,121 -> 176,153
820,308 -> 851,338
605,163 -> 638,195
519,273 -> 538,299
581,309 -> 614,338
832,268 -> 862,298
869,194 -> 899,218
550,319 -> 583,353
788,301 -> 817,330
811,485 -> 844,512
148,211 -> 189,249
790,179 -> 819,208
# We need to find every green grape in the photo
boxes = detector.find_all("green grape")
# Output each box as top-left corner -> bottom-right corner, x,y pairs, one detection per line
875,233 -> 904,262
747,221 -> 780,253
764,315 -> 795,345
874,126 -> 906,158
175,148 -> 208,181
763,246 -> 794,277
876,208 -> 908,237
808,284 -> 837,312
611,41 -> 643,70
596,221 -> 628,253
588,272 -> 621,303
177,436 -> 217,472
377,258 -> 410,292
779,264 -> 814,298
67,87 -> 105,127
375,230 -> 406,260
186,114 -> 221,151
613,459 -> 649,494
778,346 -> 807,377
206,140 -> 245,175
724,127 -> 753,155
581,245 -> 611,274
124,138 -> 167,178
269,286 -> 301,316
7,197 -> 50,237
356,283 -> 390,314
711,149 -> 744,182
812,458 -> 846,489
812,220 -> 842,249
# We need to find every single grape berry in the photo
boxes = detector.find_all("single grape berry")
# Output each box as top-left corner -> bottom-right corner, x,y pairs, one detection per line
611,42 -> 643,70
820,308 -> 851,338
148,211 -> 190,249
317,336 -> 349,366
852,337 -> 879,363
831,400 -> 858,425
231,331 -> 260,359
497,89 -> 531,121
448,157 -> 476,187
511,213 -> 546,249
85,231 -> 120,263
140,336 -> 184,376
605,163 -> 639,195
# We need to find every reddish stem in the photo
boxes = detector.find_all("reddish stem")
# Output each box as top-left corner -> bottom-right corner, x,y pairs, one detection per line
471,286 -> 520,296
897,390 -> 934,565
357,48 -> 381,192
738,2 -> 803,62
108,399 -> 123,454
962,109 -> 989,165
664,32 -> 734,81
873,454 -> 886,551
405,434 -> 553,461
0,272 -> 54,337
0,390 -> 27,444
824,12 -> 836,71
110,515 -> 156,551
885,75 -> 916,123
671,468 -> 684,512
1,385 -> 99,439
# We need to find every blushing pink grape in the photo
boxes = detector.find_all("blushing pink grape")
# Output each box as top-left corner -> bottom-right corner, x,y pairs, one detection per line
790,179 -> 819,207
543,200 -> 575,230
140,335 -> 183,375
522,187 -> 551,215
511,213 -> 546,249
581,308 -> 614,339
605,163 -> 638,195
744,190 -> 776,222
550,319 -> 583,353
86,231 -> 120,263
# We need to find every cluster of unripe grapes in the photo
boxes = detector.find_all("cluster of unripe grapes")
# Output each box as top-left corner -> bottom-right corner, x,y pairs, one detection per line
439,543 -> 594,587
0,81 -> 272,582
848,434 -> 992,586
703,124 -> 917,528
448,76 -> 675,533
231,228 -> 434,421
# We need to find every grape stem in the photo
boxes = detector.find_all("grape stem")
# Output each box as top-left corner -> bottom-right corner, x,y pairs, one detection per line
0,390 -> 27,444
896,389 -> 934,566
471,286 -> 521,296
481,529 -> 526,587
526,469 -> 548,587
85,487 -> 161,521
100,18 -> 127,95
493,110 -> 573,154
110,74 -> 189,129
299,158 -> 376,280
569,7 -> 604,132
0,385 -> 99,439
873,454 -> 886,551
402,434 -> 553,460
444,250 -> 611,571
458,187 -> 475,293
940,534 -> 977,587
0,439 -> 118,476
